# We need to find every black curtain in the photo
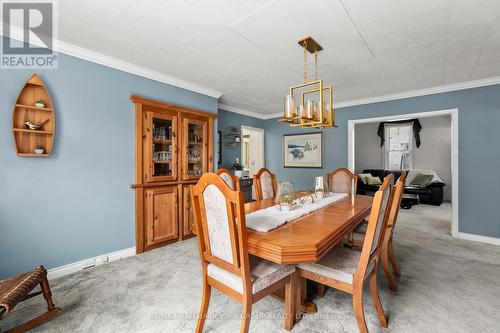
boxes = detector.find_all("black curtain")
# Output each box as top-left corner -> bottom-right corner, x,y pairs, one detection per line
377,119 -> 422,148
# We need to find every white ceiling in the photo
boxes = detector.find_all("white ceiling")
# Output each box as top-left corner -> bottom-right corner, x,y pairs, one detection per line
53,0 -> 500,115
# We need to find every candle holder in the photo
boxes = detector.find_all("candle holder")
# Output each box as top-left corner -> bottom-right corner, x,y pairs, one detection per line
314,176 -> 328,199
276,181 -> 296,211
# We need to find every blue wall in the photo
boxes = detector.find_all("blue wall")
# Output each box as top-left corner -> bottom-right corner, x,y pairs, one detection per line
262,84 -> 500,238
0,37 -> 217,278
217,109 -> 265,170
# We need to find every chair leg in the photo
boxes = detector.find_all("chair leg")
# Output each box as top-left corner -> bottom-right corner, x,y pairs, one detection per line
352,287 -> 368,333
40,273 -> 56,311
388,240 -> 401,277
195,280 -> 211,333
240,297 -> 252,333
369,273 -> 388,328
381,243 -> 398,292
284,274 -> 297,330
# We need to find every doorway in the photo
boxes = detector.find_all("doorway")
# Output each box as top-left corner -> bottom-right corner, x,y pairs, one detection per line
241,126 -> 265,178
348,108 -> 458,238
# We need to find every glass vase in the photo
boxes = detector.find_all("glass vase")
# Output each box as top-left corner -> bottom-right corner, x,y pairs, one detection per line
314,176 -> 328,199
276,181 -> 295,211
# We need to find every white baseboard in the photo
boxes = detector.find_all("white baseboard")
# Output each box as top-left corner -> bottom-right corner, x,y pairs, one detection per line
457,232 -> 500,246
47,247 -> 136,280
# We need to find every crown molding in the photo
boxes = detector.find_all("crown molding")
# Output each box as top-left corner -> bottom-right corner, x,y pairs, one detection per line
1,25 -> 223,98
260,76 -> 500,120
334,76 -> 500,109
218,103 -> 269,119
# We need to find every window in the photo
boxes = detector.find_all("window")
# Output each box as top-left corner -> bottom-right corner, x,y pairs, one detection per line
384,123 -> 412,170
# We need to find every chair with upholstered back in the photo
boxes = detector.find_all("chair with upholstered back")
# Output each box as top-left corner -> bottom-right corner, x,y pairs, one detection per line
191,173 -> 296,333
216,168 -> 240,191
297,174 -> 394,333
253,168 -> 277,200
351,172 -> 406,291
327,168 -> 357,194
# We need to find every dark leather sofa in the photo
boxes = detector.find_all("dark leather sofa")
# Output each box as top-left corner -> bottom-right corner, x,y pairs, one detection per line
357,169 -> 445,206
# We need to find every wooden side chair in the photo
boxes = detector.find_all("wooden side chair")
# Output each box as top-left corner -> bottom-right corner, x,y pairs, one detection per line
191,173 -> 297,333
297,175 -> 394,333
0,266 -> 62,333
253,168 -> 277,200
322,168 -> 358,297
327,167 -> 357,194
216,168 -> 241,191
350,173 -> 406,291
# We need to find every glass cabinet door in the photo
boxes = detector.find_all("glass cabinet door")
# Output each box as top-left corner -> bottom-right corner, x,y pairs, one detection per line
144,111 -> 177,182
182,118 -> 208,180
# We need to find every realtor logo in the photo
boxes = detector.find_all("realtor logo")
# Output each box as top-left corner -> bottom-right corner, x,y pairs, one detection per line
1,0 -> 58,69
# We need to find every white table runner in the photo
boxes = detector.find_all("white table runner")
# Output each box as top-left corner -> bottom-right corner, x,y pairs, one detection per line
246,193 -> 349,232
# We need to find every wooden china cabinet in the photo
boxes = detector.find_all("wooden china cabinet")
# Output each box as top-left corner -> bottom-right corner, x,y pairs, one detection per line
130,96 -> 215,253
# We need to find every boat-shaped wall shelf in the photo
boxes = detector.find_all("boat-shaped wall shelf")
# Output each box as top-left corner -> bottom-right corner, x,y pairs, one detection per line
12,74 -> 56,157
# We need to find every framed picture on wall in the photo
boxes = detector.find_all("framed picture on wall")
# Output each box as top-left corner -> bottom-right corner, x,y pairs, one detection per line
283,132 -> 323,168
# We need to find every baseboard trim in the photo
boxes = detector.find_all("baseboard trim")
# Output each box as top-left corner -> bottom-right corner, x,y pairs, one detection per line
457,232 -> 500,246
47,247 -> 136,280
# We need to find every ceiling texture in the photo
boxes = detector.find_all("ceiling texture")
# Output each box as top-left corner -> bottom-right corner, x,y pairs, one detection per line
54,0 -> 500,116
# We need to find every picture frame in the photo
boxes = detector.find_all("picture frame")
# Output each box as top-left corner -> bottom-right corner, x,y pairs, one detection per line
283,132 -> 323,168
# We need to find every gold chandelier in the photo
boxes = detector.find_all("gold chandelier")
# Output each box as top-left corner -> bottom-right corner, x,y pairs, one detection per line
280,37 -> 334,128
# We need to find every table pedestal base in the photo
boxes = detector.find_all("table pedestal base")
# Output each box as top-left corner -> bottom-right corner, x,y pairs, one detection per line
271,283 -> 318,315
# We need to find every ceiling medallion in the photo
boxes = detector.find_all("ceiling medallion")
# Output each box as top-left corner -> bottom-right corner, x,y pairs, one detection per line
280,36 -> 334,128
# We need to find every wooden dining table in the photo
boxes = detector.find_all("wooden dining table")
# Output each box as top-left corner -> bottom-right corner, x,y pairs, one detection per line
244,194 -> 373,324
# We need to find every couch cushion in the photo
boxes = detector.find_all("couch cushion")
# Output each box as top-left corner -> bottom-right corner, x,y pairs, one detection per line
366,176 -> 382,185
207,255 -> 294,294
363,169 -> 385,180
407,169 -> 444,184
357,173 -> 372,184
410,174 -> 434,187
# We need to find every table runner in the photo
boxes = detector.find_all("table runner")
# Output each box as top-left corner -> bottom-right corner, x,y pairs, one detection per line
246,193 -> 348,232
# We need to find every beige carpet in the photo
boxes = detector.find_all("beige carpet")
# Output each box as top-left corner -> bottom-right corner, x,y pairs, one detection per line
3,203 -> 500,332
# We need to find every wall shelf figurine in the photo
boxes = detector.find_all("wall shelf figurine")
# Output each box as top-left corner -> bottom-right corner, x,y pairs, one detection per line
35,99 -> 46,108
12,74 -> 55,157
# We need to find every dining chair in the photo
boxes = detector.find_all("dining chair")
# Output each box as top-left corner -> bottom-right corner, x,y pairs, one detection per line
296,174 -> 394,333
350,173 -> 406,291
326,167 -> 357,194
216,168 -> 241,191
323,168 -> 358,297
191,173 -> 297,333
253,168 -> 277,200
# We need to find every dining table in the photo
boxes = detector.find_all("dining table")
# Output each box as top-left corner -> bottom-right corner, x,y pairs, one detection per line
244,193 -> 373,326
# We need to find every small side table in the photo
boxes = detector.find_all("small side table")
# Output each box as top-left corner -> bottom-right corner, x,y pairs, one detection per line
401,193 -> 419,209
239,177 -> 254,203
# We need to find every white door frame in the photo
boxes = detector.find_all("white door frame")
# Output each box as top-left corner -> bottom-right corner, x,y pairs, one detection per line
347,108 -> 459,238
241,125 -> 265,173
